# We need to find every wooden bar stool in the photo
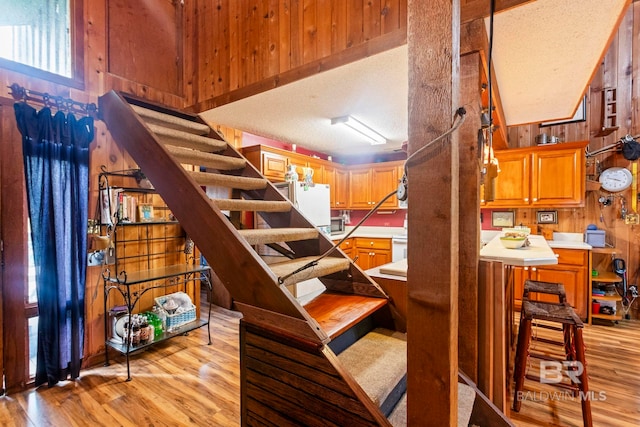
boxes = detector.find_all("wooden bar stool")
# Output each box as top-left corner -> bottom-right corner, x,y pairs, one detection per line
513,300 -> 592,427
521,280 -> 568,346
523,279 -> 567,304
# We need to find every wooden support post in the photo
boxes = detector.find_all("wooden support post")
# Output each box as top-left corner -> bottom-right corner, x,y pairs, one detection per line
407,0 -> 460,425
458,51 -> 482,382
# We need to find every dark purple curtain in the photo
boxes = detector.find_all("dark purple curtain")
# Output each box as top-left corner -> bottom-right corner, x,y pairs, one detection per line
14,102 -> 94,386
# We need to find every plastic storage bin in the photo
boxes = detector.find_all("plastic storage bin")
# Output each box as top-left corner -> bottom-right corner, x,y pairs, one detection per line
585,229 -> 605,247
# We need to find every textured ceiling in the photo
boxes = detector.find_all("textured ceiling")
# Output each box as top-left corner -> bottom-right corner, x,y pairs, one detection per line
199,1 -> 628,156
199,45 -> 408,158
488,0 -> 629,126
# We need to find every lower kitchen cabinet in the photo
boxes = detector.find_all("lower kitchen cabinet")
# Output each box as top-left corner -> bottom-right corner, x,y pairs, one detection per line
512,248 -> 588,319
333,238 -> 354,259
353,237 -> 391,270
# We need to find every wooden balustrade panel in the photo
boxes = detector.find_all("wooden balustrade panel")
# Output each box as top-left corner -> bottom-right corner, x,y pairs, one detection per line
240,321 -> 389,426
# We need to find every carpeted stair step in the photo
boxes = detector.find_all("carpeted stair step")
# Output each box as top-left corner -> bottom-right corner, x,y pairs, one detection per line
131,104 -> 211,135
337,328 -> 407,417
148,123 -> 227,152
238,228 -> 318,245
188,170 -> 268,190
211,198 -> 291,212
268,256 -> 351,286
387,382 -> 476,427
211,198 -> 292,212
166,145 -> 246,170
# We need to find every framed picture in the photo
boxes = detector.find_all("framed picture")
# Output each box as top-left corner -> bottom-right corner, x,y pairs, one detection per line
537,210 -> 558,224
138,203 -> 154,222
491,211 -> 515,228
540,95 -> 587,127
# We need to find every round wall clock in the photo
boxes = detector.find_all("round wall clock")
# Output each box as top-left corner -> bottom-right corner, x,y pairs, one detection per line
599,167 -> 633,192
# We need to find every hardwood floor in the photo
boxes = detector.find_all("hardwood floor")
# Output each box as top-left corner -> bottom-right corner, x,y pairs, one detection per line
508,317 -> 640,427
0,304 -> 243,427
1,301 -> 639,426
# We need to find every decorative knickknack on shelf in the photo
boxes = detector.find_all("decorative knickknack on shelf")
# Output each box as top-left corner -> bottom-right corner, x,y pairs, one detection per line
284,164 -> 299,182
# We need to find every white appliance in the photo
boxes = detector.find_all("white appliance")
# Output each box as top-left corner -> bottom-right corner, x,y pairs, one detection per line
274,182 -> 331,233
270,182 -> 331,300
392,234 -> 407,262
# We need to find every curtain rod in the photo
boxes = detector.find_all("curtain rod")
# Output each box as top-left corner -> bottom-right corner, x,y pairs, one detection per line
7,83 -> 99,117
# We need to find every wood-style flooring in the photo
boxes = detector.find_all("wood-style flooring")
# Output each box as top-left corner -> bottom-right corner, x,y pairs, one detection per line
1,301 -> 639,426
507,317 -> 640,427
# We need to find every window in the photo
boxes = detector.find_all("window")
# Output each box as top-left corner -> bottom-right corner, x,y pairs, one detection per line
0,0 -> 82,85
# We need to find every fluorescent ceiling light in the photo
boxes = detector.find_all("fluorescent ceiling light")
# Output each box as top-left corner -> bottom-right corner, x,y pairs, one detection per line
331,115 -> 387,145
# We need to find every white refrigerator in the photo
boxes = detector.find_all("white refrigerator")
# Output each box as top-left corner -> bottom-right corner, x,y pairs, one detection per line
274,182 -> 331,233
256,182 -> 331,300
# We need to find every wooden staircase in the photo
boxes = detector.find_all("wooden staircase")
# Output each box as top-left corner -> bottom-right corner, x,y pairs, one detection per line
99,91 -> 510,426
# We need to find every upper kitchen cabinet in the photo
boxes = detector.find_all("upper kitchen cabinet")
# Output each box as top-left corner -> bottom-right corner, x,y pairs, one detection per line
243,145 -> 328,185
484,141 -> 588,208
243,146 -> 288,181
306,158 -> 325,185
349,161 -> 402,210
325,164 -> 348,209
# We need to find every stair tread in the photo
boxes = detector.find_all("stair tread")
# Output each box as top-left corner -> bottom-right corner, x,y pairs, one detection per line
268,256 -> 350,287
167,145 -> 246,170
212,198 -> 291,212
238,228 -> 318,245
388,382 -> 476,427
337,328 -> 407,408
304,292 -> 388,339
148,123 -> 227,152
131,104 -> 210,135
189,170 -> 267,190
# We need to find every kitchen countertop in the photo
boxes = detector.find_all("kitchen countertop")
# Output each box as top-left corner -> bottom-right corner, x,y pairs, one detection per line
481,230 -> 592,250
331,228 -> 593,250
366,259 -> 408,281
329,226 -> 406,241
480,233 -> 558,266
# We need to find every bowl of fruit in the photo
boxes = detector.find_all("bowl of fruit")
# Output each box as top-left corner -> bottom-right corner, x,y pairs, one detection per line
500,231 -> 529,249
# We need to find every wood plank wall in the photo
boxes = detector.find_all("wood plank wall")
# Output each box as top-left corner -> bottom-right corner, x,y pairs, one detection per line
185,0 -> 408,110
505,2 -> 640,317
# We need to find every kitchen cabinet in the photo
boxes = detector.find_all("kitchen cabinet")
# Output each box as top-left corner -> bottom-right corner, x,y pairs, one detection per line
349,161 -> 402,209
333,238 -> 354,259
353,237 -> 391,270
325,165 -> 349,208
349,167 -> 373,209
287,154 -> 309,181
243,147 -> 288,181
307,158 -> 325,184
484,141 -> 587,208
243,145 -> 403,209
372,164 -> 400,208
512,248 -> 588,319
589,248 -> 623,324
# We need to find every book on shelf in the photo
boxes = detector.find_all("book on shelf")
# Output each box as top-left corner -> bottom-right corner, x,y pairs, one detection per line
100,187 -> 123,226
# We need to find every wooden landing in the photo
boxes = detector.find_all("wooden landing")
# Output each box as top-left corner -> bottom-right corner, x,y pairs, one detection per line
303,292 -> 388,339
